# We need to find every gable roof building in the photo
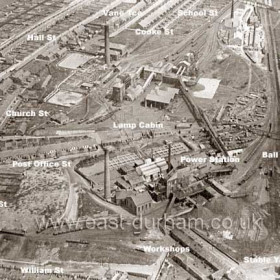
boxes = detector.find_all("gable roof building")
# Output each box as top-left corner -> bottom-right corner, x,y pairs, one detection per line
124,191 -> 153,216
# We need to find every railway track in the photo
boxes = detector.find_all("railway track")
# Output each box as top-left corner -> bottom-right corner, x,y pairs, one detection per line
180,77 -> 229,155
171,0 -> 237,65
265,9 -> 280,165
260,8 -> 280,236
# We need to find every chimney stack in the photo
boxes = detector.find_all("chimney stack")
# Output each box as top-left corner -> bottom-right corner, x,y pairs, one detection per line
231,0 -> 234,19
168,144 -> 172,172
104,24 -> 110,66
104,148 -> 111,201
252,22 -> 256,47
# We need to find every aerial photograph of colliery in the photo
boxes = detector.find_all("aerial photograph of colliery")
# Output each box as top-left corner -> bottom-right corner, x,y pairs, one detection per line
0,0 -> 280,279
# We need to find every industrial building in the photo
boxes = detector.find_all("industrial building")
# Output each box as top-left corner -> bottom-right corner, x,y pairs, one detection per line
112,81 -> 125,102
125,84 -> 143,101
122,191 -> 153,216
136,158 -> 168,182
50,112 -> 70,125
145,87 -> 179,109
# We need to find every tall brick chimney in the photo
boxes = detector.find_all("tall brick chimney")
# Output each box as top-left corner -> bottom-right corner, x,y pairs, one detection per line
104,148 -> 111,201
104,24 -> 110,66
231,0 -> 234,19
168,144 -> 172,172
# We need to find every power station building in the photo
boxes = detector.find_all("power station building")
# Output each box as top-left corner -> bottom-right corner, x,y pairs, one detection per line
136,157 -> 168,182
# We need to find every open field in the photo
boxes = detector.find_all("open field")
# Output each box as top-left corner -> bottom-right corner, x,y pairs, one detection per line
193,78 -> 221,99
48,90 -> 84,107
58,53 -> 93,70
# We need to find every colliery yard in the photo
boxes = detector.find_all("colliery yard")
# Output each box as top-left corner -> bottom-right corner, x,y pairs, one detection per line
0,0 -> 280,279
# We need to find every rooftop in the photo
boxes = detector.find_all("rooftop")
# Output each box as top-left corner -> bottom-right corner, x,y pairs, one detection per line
146,87 -> 178,104
128,191 -> 152,207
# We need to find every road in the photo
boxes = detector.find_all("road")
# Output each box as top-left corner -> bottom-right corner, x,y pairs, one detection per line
61,168 -> 79,221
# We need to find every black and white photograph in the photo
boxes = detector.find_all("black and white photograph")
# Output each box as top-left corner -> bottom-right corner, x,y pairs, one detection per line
0,0 -> 279,279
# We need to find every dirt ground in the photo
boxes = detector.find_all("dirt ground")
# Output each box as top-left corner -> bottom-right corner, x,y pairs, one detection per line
78,191 -> 114,217
0,167 -> 69,231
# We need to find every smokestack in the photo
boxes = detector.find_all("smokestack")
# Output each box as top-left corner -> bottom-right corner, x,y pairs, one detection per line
104,148 -> 111,201
168,144 -> 172,172
104,24 -> 110,66
231,0 -> 234,19
252,23 -> 256,47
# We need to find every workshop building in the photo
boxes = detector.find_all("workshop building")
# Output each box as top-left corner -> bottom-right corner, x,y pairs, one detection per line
124,191 -> 153,216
